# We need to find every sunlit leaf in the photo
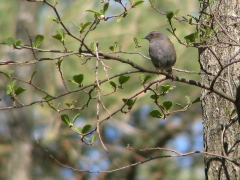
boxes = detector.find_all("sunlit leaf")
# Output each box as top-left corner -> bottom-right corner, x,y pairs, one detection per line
80,22 -> 92,32
3,37 -> 15,46
160,85 -> 176,94
52,29 -> 65,42
0,70 -> 14,78
72,113 -> 80,123
6,81 -> 16,95
185,95 -> 191,104
48,15 -> 57,22
34,35 -> 44,47
132,0 -> 144,7
86,10 -> 102,16
91,135 -> 96,144
15,39 -> 22,46
75,127 -> 82,133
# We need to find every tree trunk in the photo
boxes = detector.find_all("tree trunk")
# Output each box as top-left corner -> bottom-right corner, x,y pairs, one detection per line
199,0 -> 240,179
7,2 -> 39,180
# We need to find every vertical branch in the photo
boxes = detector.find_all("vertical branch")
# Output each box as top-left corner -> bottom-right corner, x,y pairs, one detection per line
95,41 -> 108,152
57,58 -> 69,92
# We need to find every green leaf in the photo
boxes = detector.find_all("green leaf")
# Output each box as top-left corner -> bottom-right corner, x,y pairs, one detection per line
65,100 -> 77,108
166,28 -> 173,34
44,95 -> 52,101
90,42 -> 96,52
205,27 -> 212,36
122,98 -> 137,109
5,81 -> 26,96
3,37 -> 15,46
0,70 -> 14,78
80,22 -> 92,32
149,0 -> 155,5
82,124 -> 92,134
230,109 -> 236,117
56,59 -> 63,67
109,46 -> 114,51
116,18 -> 122,22
116,13 -> 128,22
52,29 -> 65,42
110,81 -> 117,90
133,37 -> 141,48
90,134 -> 96,144
15,39 -> 22,46
226,106 -> 231,116
70,21 -> 80,29
75,127 -> 82,133
192,97 -> 200,104
184,32 -> 199,45
72,113 -> 80,123
226,107 -> 236,117
109,42 -> 118,52
61,114 -> 71,126
30,71 -> 37,82
73,74 -> 84,85
113,42 -> 118,49
103,2 -> 109,13
162,100 -> 172,111
175,103 -> 184,107
150,110 -> 163,118
150,94 -> 159,100
132,0 -> 144,7
143,75 -> 152,84
174,9 -> 180,15
160,85 -> 175,94
15,87 -> 26,96
6,81 -> 16,95
185,96 -> 191,104
48,15 -> 57,22
118,75 -> 130,85
189,18 -> 193,24
139,74 -> 152,84
34,35 -> 44,48
52,34 -> 62,41
166,11 -> 174,21
86,10 -> 102,16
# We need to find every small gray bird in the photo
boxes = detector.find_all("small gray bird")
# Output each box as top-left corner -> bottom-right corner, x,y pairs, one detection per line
143,31 -> 176,73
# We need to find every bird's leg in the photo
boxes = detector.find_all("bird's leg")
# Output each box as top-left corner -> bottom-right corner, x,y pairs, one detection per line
167,68 -> 174,79
156,68 -> 163,75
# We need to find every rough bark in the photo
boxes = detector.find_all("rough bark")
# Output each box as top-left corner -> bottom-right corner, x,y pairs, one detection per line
199,0 -> 240,179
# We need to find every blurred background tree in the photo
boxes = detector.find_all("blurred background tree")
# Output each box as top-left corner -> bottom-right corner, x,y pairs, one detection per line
0,0 -> 204,180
